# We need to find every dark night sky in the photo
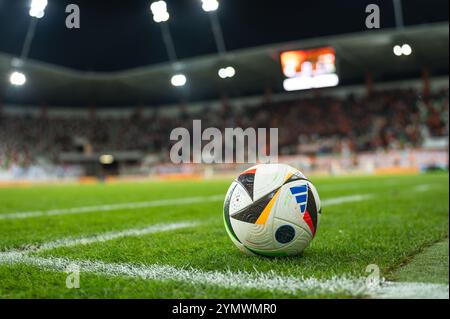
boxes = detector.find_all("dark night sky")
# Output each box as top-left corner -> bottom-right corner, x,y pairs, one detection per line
0,0 -> 448,72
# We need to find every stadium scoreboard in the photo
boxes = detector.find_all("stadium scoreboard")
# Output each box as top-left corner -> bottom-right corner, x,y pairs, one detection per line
280,47 -> 339,91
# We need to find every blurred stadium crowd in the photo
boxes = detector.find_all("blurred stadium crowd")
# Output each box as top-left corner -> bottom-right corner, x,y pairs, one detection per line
0,87 -> 448,168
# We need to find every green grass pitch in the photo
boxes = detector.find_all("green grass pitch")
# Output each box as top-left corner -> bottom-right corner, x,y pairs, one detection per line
0,173 -> 448,298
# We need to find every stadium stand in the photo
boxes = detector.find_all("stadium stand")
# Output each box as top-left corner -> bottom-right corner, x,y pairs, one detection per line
1,87 -> 448,169
0,21 -> 448,180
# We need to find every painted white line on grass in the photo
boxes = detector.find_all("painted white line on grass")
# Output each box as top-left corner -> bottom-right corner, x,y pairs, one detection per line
321,194 -> 372,206
4,193 -> 371,253
1,193 -> 371,254
0,195 -> 224,220
0,192 -> 373,221
23,221 -> 200,253
0,253 -> 447,299
413,185 -> 432,192
318,180 -> 406,191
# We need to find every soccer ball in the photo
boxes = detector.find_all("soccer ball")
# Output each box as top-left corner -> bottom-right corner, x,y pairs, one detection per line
223,164 -> 321,257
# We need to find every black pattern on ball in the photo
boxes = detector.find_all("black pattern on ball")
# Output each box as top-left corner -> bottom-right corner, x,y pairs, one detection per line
237,173 -> 255,200
306,188 -> 318,232
275,225 -> 296,244
231,188 -> 277,224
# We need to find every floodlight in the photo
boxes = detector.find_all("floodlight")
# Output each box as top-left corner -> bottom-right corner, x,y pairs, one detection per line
393,44 -> 412,56
150,1 -> 170,23
29,0 -> 48,19
402,44 -> 412,56
225,66 -> 235,78
393,45 -> 403,56
99,154 -> 114,165
218,66 -> 236,79
9,71 -> 27,86
201,0 -> 219,12
218,68 -> 227,79
171,74 -> 187,87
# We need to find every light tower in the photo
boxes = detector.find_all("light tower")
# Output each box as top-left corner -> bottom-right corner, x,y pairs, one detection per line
391,0 -> 413,58
10,0 -> 49,86
150,1 -> 186,87
200,0 -> 235,79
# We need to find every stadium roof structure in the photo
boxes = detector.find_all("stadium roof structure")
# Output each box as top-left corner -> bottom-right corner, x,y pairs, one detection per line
0,22 -> 448,108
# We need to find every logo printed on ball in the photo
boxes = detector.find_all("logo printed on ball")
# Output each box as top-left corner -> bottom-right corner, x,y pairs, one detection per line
290,185 -> 308,213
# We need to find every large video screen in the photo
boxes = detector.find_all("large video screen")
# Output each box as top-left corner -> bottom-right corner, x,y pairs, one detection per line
280,47 -> 339,91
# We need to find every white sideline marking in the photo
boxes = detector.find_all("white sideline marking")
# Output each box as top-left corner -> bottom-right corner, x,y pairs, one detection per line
20,221 -> 200,253
321,194 -> 372,206
0,195 -> 224,220
413,185 -> 432,192
318,180 -> 405,191
0,253 -> 447,299
0,192 -> 372,221
3,193 -> 371,254
1,193 -> 370,254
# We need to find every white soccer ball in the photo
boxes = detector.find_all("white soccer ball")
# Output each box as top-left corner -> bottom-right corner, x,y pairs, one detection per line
223,164 -> 321,257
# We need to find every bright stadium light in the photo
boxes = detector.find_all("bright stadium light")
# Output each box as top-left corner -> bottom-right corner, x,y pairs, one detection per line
9,71 -> 27,86
171,74 -> 187,87
218,68 -> 227,79
150,1 -> 170,23
393,44 -> 412,56
99,154 -> 114,165
201,0 -> 219,12
402,44 -> 412,56
225,66 -> 235,77
218,66 -> 235,79
393,45 -> 403,56
29,0 -> 48,19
